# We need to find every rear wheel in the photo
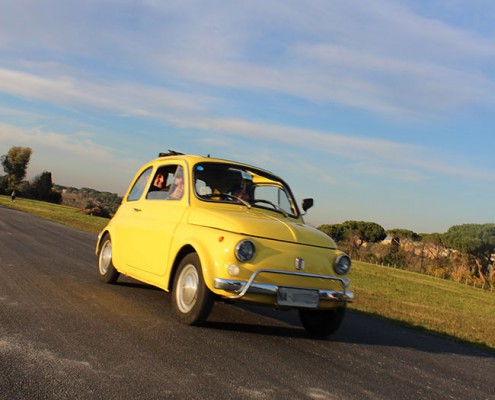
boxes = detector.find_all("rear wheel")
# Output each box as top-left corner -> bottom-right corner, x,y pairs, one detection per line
97,235 -> 120,284
299,307 -> 345,337
172,253 -> 214,326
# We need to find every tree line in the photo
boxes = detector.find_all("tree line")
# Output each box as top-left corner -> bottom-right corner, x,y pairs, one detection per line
318,221 -> 495,290
56,185 -> 121,218
0,146 -> 61,203
1,146 -> 121,217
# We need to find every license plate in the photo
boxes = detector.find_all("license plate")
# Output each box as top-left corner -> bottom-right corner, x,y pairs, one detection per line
276,287 -> 319,308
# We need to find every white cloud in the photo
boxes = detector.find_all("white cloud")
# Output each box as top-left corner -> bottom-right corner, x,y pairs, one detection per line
0,123 -> 140,193
0,68 -> 213,118
293,43 -> 495,111
162,115 -> 495,183
2,0 -> 494,121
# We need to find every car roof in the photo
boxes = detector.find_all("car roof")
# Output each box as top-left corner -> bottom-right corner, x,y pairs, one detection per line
150,152 -> 277,177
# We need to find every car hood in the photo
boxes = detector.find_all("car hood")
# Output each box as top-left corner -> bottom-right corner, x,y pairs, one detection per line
187,206 -> 337,249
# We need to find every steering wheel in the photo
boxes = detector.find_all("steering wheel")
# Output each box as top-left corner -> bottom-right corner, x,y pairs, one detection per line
252,199 -> 288,217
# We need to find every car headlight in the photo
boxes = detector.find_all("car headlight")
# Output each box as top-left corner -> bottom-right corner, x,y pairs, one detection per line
235,240 -> 255,262
334,254 -> 351,275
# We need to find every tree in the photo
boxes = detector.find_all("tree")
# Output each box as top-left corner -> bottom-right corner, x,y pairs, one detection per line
23,171 -> 62,204
442,224 -> 495,285
421,233 -> 448,261
318,224 -> 347,242
0,175 -> 8,194
382,229 -> 420,269
30,171 -> 52,199
1,146 -> 32,189
319,221 -> 386,257
387,228 -> 421,248
418,232 -> 450,276
342,221 -> 387,256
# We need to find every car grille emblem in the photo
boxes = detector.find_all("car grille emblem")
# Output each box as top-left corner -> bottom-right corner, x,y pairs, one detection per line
295,258 -> 305,270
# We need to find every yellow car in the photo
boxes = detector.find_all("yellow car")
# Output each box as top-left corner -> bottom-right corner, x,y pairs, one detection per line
96,151 -> 353,336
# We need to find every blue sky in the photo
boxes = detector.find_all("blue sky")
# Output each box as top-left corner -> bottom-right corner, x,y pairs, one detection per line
1,0 -> 494,233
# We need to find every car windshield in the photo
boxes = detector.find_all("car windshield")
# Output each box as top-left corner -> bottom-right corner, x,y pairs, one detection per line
193,162 -> 299,217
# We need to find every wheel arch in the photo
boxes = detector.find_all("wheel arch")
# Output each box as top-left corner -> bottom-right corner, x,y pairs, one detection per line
168,244 -> 197,291
96,229 -> 111,254
167,234 -> 219,293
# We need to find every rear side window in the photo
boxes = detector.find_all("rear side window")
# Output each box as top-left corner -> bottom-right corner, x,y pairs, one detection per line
127,167 -> 152,201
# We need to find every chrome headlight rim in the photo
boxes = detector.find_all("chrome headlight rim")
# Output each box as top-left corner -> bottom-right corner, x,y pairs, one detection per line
334,254 -> 351,275
235,239 -> 256,263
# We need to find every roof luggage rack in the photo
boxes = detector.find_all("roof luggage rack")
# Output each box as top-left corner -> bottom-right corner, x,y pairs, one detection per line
158,150 -> 184,157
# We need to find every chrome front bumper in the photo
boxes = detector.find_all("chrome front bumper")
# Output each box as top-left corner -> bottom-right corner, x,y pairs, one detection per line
213,269 -> 354,303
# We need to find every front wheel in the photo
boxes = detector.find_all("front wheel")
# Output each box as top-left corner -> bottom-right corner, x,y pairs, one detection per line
97,234 -> 120,284
299,307 -> 345,337
172,253 -> 214,326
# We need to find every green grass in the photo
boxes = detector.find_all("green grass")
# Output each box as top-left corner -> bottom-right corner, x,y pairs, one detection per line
0,195 -> 108,234
349,261 -> 495,349
2,195 -> 494,350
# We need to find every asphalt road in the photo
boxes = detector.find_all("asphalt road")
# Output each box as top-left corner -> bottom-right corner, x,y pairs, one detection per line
1,206 -> 494,400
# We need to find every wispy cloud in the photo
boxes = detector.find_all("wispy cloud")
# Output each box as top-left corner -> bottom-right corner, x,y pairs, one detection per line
2,1 -> 494,121
141,0 -> 495,118
157,115 -> 495,183
292,44 -> 495,115
0,67 -> 219,128
7,61 -> 490,183
0,123 -> 140,192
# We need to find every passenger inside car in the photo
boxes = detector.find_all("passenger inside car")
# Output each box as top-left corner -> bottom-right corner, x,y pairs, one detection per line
168,166 -> 184,200
147,165 -> 184,200
150,170 -> 167,191
230,180 -> 252,203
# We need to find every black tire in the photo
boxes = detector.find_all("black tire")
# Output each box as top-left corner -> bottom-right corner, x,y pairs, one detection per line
172,253 -> 214,326
299,307 -> 346,337
97,234 -> 120,284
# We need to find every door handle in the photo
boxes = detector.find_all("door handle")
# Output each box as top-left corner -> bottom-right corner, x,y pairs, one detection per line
132,208 -> 142,212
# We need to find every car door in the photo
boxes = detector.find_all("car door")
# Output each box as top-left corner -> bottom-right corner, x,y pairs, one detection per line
111,166 -> 152,270
118,163 -> 188,280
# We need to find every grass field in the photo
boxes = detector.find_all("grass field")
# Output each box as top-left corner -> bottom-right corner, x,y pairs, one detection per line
2,195 -> 494,350
349,262 -> 494,349
1,195 -> 107,233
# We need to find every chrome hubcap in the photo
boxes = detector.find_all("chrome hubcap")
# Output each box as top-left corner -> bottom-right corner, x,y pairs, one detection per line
99,240 -> 112,275
176,264 -> 199,313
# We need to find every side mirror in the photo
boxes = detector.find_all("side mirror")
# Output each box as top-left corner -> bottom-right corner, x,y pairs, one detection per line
302,198 -> 314,212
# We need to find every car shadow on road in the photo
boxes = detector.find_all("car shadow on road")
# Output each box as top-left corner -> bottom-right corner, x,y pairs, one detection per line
336,309 -> 494,357
114,281 -> 162,291
109,279 -> 494,357
205,302 -> 495,358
